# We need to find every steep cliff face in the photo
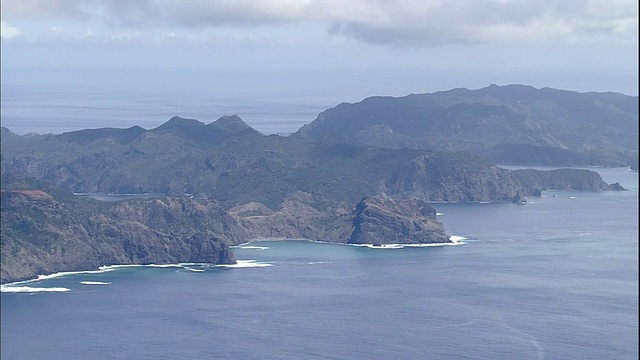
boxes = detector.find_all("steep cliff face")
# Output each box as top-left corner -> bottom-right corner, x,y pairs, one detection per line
513,168 -> 617,195
230,191 -> 451,246
348,194 -> 450,245
229,191 -> 352,242
1,188 -> 454,283
108,197 -> 247,244
0,191 -> 237,284
385,152 -> 526,202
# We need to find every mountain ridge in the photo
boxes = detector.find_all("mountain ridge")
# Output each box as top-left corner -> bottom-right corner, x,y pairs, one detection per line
296,84 -> 637,166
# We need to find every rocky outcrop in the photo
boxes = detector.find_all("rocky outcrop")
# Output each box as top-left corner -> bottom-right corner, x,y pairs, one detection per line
348,194 -> 450,245
609,182 -> 626,191
230,191 -> 352,242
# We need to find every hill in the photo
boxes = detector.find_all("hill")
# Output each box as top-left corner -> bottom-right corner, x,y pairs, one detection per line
296,84 -> 638,166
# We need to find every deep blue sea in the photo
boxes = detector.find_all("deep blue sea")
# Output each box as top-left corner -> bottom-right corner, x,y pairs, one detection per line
1,167 -> 637,360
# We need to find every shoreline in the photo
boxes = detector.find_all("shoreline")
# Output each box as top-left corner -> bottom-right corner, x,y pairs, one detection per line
1,236 -> 466,287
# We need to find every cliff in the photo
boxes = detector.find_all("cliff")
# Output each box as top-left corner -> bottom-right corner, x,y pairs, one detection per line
0,190 -> 238,283
228,191 -> 450,246
1,185 -> 455,284
512,168 -> 619,196
348,194 -> 449,245
384,152 -> 526,202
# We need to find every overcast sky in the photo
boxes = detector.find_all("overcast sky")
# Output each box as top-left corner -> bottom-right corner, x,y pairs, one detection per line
0,0 -> 638,133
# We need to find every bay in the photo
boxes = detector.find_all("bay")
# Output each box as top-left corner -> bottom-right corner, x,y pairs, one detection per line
1,168 -> 637,359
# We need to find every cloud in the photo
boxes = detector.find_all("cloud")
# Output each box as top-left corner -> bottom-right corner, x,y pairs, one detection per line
1,21 -> 21,38
1,0 -> 637,46
324,0 -> 639,46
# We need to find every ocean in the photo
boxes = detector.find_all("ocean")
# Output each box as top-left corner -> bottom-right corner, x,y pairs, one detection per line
1,167 -> 637,360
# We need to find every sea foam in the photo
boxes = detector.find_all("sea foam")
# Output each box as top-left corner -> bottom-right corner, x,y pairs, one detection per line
99,263 -> 206,270
2,268 -> 119,287
36,268 -> 118,281
217,260 -> 273,268
1,285 -> 70,293
352,243 -> 405,249
449,236 -> 467,244
237,245 -> 271,250
5,263 -> 210,288
80,281 -> 111,285
347,236 -> 466,249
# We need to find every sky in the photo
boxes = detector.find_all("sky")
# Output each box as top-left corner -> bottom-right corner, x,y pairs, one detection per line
1,0 -> 638,133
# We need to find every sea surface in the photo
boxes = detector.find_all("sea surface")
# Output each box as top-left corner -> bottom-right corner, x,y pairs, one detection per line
1,167 -> 637,360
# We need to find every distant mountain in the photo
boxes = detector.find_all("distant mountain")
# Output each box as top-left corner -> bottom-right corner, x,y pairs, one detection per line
2,114 -> 620,205
296,84 -> 638,166
59,126 -> 146,145
211,114 -> 260,134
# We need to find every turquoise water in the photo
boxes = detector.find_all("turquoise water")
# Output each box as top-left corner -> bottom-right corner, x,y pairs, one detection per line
1,168 -> 637,359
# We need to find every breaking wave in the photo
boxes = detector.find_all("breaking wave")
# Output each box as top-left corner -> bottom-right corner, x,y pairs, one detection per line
1,285 -> 70,293
217,260 -> 273,268
449,236 -> 467,244
347,236 -> 467,249
235,245 -> 271,250
34,268 -> 118,281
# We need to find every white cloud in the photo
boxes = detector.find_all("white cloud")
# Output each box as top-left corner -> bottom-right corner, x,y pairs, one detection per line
1,20 -> 21,38
0,0 -> 637,46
